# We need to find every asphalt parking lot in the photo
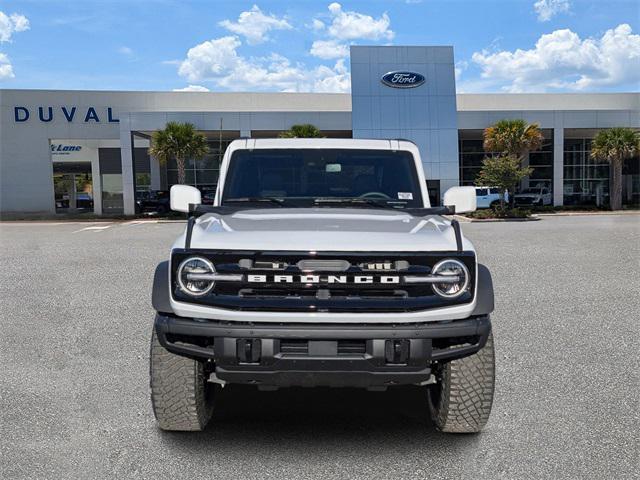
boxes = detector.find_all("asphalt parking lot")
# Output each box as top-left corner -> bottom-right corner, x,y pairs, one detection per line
1,214 -> 638,479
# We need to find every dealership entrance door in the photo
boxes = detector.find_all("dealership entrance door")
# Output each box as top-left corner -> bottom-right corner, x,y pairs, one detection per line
53,162 -> 94,213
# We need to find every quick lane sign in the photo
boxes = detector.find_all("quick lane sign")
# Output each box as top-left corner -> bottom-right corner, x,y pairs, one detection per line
51,144 -> 82,155
14,106 -> 119,123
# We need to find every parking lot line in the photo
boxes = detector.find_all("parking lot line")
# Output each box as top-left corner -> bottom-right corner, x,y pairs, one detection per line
72,225 -> 112,233
123,220 -> 160,226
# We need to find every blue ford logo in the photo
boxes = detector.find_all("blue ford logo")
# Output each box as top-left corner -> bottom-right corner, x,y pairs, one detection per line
381,71 -> 425,88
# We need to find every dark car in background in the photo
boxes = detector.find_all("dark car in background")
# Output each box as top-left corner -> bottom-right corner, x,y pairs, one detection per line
201,190 -> 216,205
136,190 -> 170,214
55,192 -> 94,211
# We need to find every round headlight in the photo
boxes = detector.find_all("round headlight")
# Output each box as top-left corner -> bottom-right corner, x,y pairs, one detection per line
177,257 -> 215,296
431,259 -> 470,298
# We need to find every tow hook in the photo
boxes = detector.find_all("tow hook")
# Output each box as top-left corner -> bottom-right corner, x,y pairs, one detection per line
414,374 -> 436,386
208,373 -> 226,388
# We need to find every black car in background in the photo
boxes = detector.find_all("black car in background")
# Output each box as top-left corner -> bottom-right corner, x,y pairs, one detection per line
136,190 -> 170,214
55,192 -> 94,211
137,187 -> 217,213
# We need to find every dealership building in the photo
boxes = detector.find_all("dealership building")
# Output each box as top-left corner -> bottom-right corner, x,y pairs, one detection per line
1,45 -> 638,215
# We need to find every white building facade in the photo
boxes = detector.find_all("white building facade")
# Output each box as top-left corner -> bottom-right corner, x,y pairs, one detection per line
1,46 -> 638,215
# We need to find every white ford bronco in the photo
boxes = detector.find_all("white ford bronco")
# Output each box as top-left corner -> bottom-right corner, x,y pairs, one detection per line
150,138 -> 495,433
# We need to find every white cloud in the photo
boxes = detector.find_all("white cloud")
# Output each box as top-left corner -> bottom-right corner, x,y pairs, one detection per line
308,3 -> 394,59
0,11 -> 29,43
177,35 -> 349,93
311,58 -> 350,93
471,24 -> 640,92
219,5 -> 291,45
178,3 -> 397,92
118,46 -> 133,56
178,36 -> 243,82
0,52 -> 14,79
310,39 -> 349,59
325,3 -> 394,41
173,85 -> 210,92
311,19 -> 325,31
533,0 -> 570,22
454,60 -> 468,81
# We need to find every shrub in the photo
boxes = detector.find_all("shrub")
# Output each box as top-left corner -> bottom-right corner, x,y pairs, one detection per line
466,206 -> 532,219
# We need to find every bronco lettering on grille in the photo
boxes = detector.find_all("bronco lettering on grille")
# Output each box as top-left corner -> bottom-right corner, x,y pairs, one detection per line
247,275 -> 400,284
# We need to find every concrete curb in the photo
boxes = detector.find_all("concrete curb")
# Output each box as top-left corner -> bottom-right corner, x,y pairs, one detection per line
536,211 -> 640,216
456,215 -> 540,223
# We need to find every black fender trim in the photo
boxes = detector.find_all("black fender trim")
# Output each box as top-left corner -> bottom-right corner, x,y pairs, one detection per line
472,264 -> 494,315
151,261 -> 173,314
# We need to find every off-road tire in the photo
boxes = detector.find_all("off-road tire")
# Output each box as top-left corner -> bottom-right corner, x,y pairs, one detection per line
490,201 -> 500,209
149,328 -> 215,431
428,331 -> 495,433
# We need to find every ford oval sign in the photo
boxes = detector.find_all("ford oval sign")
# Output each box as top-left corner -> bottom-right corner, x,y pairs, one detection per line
381,71 -> 425,89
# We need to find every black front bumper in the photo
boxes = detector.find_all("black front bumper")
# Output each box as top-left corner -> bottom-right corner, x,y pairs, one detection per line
154,313 -> 491,388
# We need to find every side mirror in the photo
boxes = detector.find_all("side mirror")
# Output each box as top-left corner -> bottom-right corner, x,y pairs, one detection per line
443,186 -> 477,214
170,185 -> 201,213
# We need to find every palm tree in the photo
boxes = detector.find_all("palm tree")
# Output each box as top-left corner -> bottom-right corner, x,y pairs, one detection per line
482,119 -> 544,207
483,119 -> 544,160
148,122 -> 209,185
590,127 -> 640,210
279,124 -> 324,138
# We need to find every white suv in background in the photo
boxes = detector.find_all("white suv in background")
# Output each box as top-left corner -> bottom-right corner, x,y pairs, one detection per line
475,187 -> 507,209
514,186 -> 552,206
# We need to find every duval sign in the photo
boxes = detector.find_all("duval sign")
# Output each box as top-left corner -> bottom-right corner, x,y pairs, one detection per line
381,71 -> 425,88
14,106 -> 119,123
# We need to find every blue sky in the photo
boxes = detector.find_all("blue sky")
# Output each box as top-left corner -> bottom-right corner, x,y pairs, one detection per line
0,0 -> 638,93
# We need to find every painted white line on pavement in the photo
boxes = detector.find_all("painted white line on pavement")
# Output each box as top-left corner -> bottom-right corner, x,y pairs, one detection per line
123,220 -> 160,226
1,222 -> 97,226
72,225 -> 112,233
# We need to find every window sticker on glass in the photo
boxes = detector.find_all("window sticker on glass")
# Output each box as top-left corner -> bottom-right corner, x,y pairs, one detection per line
398,192 -> 413,200
325,163 -> 342,173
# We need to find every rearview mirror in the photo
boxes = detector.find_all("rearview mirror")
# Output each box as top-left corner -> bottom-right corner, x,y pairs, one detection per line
443,186 -> 477,214
170,185 -> 201,213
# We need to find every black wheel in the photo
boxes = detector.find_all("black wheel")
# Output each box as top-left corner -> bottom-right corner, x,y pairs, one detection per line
149,327 -> 215,431
490,201 -> 500,209
428,331 -> 495,433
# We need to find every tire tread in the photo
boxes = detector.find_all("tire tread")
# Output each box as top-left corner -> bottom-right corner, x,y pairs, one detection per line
429,331 -> 495,433
149,329 -> 214,431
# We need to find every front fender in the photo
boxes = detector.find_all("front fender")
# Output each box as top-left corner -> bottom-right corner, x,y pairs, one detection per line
472,264 -> 494,315
151,261 -> 173,314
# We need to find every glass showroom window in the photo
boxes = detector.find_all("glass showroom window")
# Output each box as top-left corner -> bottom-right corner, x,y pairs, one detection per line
460,129 -> 553,190
166,139 -> 231,197
528,131 -> 553,191
563,138 -> 610,206
459,133 -> 492,186
623,156 -> 640,206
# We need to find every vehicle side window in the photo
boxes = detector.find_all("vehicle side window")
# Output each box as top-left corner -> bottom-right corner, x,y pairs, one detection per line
489,188 -> 499,195
476,188 -> 488,196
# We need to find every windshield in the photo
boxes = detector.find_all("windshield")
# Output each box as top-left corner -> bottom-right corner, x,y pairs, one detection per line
221,148 -> 424,208
520,188 -> 539,194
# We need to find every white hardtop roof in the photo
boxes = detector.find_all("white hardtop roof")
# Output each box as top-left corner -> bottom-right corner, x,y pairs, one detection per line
230,138 -> 417,150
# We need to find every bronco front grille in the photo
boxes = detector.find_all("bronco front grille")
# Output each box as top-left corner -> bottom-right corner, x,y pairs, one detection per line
171,250 -> 475,313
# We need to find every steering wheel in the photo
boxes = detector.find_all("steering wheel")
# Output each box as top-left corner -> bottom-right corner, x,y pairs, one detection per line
359,192 -> 392,200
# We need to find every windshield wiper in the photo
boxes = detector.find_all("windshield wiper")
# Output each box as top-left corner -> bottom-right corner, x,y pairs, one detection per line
313,197 -> 408,210
223,197 -> 285,207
